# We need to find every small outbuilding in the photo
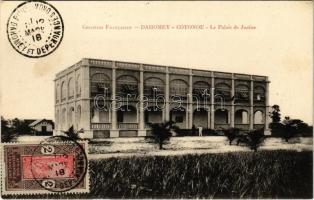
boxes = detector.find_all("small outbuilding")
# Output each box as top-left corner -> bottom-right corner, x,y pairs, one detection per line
29,119 -> 54,135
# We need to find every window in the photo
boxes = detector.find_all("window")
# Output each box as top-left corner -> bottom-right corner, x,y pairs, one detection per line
256,94 -> 261,101
117,111 -> 124,123
55,109 -> 59,128
144,77 -> 165,97
91,73 -> 111,97
170,79 -> 188,98
254,111 -> 264,124
117,75 -> 138,97
175,115 -> 184,123
235,84 -> 249,102
144,112 -> 149,123
76,105 -> 81,129
193,81 -> 210,100
56,84 -> 59,102
215,109 -> 229,124
76,74 -> 81,97
215,83 -> 231,100
254,86 -> 265,102
68,107 -> 75,127
68,78 -> 74,99
61,81 -> 66,101
235,109 -> 249,124
61,108 -> 66,129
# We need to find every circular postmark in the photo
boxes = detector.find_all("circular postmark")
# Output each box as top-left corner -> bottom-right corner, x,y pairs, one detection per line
7,1 -> 64,58
30,136 -> 87,192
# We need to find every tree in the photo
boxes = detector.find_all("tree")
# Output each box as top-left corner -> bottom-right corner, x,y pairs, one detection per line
223,128 -> 240,145
63,126 -> 81,140
269,104 -> 281,123
282,119 -> 311,141
1,117 -> 15,142
11,118 -> 32,135
147,121 -> 176,150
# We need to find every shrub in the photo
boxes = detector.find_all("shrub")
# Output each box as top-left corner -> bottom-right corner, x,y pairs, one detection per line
174,129 -> 195,136
270,119 -> 313,141
202,129 -> 219,136
63,126 -> 81,140
269,104 -> 281,123
245,128 -> 265,152
173,128 -> 218,137
223,128 -> 240,145
147,121 -> 176,150
269,122 -> 285,137
302,125 -> 313,137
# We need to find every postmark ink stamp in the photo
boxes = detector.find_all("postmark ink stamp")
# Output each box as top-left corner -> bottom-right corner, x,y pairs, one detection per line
7,1 -> 64,58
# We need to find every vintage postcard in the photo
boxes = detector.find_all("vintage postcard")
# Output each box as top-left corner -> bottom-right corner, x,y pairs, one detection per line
0,0 -> 313,199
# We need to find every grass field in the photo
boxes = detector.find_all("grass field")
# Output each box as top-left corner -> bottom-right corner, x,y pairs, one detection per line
5,150 -> 312,199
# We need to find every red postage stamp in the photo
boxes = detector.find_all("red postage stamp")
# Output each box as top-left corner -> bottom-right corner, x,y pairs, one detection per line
1,136 -> 89,195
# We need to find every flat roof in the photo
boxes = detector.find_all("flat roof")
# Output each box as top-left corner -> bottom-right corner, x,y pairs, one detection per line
55,58 -> 268,81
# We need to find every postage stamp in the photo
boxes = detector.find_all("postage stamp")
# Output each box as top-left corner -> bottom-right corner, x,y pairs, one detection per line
6,0 -> 64,58
1,136 -> 89,195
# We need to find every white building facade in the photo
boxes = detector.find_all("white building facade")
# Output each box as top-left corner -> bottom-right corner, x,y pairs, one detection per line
54,58 -> 270,138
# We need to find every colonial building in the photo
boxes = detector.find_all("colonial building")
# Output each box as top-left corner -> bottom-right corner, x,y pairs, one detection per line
54,58 -> 270,138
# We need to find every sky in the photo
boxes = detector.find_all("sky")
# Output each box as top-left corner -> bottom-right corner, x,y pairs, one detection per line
0,1 -> 313,124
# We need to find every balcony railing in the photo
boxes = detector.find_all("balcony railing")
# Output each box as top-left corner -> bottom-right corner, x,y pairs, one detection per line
118,123 -> 138,129
91,123 -> 111,129
145,124 -> 152,129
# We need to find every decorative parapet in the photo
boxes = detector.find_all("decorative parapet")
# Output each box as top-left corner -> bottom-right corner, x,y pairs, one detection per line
234,73 -> 251,80
253,75 -> 267,81
143,64 -> 165,72
192,69 -> 212,77
169,67 -> 189,74
214,71 -> 232,78
56,58 -> 269,83
116,62 -> 140,70
87,58 -> 112,68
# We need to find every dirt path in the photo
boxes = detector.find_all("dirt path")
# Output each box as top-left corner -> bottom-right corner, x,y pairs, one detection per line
89,137 -> 313,159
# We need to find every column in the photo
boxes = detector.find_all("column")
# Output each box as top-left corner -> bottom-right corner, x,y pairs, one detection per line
80,62 -> 92,138
53,80 -> 58,135
210,72 -> 215,129
165,67 -> 170,122
66,75 -> 69,130
185,109 -> 189,129
54,81 -> 57,133
250,77 -> 254,130
138,65 -> 146,136
188,69 -> 193,129
230,74 -> 235,128
264,78 -> 271,135
110,62 -> 119,137
207,111 -> 211,129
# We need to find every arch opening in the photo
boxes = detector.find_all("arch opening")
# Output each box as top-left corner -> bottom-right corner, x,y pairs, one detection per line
215,109 -> 229,124
235,109 -> 249,124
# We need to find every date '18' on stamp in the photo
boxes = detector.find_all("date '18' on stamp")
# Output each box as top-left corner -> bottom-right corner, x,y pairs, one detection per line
7,1 -> 64,58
